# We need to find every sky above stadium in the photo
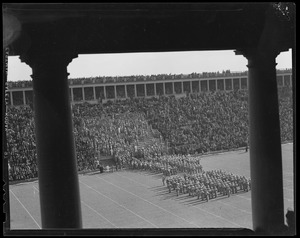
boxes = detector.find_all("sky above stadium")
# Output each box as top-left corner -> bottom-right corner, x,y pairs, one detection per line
7,49 -> 292,82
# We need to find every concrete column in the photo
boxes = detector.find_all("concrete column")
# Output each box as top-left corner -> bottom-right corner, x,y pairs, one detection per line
82,87 -> 85,101
239,77 -> 242,90
23,90 -> 26,105
114,85 -> 117,99
125,85 -> 128,98
144,84 -> 146,97
103,86 -> 107,99
70,87 -> 74,102
93,86 -> 96,100
163,82 -> 165,95
134,84 -> 137,97
237,49 -> 285,234
20,53 -> 82,229
207,80 -> 210,91
172,82 -> 175,95
154,83 -> 157,96
231,78 -> 234,91
10,91 -> 13,106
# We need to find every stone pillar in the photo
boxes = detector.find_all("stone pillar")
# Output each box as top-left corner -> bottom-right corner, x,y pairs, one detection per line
93,86 -> 96,100
70,87 -> 74,102
172,82 -> 175,95
23,90 -> 26,105
10,91 -> 13,106
125,85 -> 128,98
237,49 -> 285,234
20,52 -> 82,229
103,86 -> 107,99
82,87 -> 85,101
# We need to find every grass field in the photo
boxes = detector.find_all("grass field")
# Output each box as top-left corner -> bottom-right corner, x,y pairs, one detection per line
7,143 -> 294,230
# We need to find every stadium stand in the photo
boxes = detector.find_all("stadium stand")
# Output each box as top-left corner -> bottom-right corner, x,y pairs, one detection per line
6,79 -> 293,182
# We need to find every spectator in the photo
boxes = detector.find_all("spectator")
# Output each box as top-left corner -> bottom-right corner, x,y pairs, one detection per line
6,83 -> 293,181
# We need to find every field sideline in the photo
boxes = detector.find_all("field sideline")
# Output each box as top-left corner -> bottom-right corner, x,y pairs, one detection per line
7,143 -> 294,230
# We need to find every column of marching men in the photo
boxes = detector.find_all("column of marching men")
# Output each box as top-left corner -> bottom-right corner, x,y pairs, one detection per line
115,152 -> 251,201
164,170 -> 251,201
119,154 -> 203,175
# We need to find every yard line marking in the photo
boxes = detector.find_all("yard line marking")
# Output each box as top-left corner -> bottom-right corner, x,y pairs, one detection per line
79,180 -> 158,228
96,175 -> 201,228
216,200 -> 252,215
235,194 -> 251,201
9,189 -> 41,229
115,173 -> 150,188
33,186 -> 39,192
193,204 -> 242,227
81,201 -> 117,228
32,186 -> 117,227
236,192 -> 292,202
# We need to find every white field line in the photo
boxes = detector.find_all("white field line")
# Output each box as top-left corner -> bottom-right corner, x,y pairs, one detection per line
114,173 -> 152,188
81,201 -> 117,228
96,175 -> 202,228
216,200 -> 252,215
9,189 -> 41,229
33,185 -> 39,192
79,180 -> 158,228
33,185 -> 118,228
193,203 -> 243,227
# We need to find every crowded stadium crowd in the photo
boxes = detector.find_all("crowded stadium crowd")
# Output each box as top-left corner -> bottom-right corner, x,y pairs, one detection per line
7,69 -> 292,89
8,70 -> 249,88
163,170 -> 251,201
6,84 -> 293,181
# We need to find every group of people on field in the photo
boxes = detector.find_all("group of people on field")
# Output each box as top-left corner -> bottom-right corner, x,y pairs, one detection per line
164,170 -> 251,201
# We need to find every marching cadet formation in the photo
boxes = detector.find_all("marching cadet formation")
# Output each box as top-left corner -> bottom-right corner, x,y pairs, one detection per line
126,154 -> 203,176
123,153 -> 251,203
164,170 -> 251,201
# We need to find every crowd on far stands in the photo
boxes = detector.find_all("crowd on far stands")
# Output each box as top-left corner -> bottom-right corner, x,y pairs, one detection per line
8,69 -> 292,89
8,70 -> 249,88
6,86 -> 293,181
67,70 -> 248,85
6,107 -> 37,181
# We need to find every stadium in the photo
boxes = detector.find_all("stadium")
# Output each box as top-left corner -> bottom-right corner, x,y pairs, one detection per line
3,3 -> 295,236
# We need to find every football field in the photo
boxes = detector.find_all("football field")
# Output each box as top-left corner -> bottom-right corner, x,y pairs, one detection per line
8,143 -> 294,230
